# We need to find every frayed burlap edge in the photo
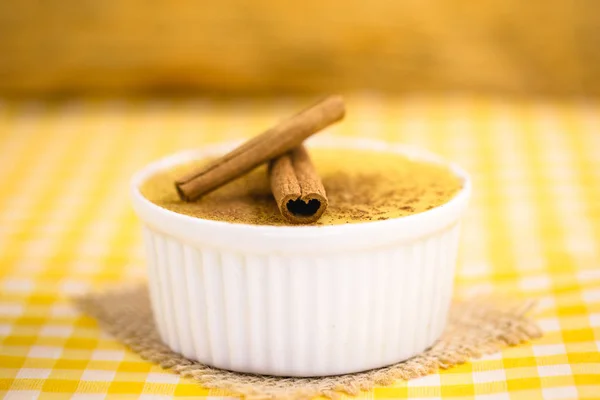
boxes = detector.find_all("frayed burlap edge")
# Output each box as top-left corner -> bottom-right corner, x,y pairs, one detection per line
75,285 -> 542,400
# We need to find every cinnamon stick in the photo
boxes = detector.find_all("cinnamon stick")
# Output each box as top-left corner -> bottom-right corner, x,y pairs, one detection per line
269,145 -> 328,224
175,95 -> 345,201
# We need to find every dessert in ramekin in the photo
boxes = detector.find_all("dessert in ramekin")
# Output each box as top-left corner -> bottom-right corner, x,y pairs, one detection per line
131,138 -> 471,377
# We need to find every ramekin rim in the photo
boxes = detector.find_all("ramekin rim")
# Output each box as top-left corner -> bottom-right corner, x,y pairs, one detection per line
130,137 -> 472,236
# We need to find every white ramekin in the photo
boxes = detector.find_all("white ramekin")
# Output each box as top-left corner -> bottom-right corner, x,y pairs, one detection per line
130,137 -> 471,377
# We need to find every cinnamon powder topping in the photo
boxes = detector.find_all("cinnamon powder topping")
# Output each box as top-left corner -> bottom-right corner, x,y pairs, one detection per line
141,148 -> 462,226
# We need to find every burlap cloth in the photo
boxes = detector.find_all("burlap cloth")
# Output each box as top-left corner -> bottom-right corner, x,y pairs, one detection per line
76,285 -> 542,399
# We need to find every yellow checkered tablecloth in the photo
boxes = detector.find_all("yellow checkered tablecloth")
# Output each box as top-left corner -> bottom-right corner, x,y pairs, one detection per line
0,96 -> 599,399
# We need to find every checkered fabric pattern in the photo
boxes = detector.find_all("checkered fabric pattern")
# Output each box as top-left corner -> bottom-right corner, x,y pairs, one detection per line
0,96 -> 599,399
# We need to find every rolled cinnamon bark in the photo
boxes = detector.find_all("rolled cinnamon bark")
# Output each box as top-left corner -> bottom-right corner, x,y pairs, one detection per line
269,145 -> 328,224
175,95 -> 345,201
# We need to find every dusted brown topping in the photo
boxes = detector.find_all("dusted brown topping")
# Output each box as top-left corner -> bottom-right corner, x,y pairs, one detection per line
141,148 -> 462,226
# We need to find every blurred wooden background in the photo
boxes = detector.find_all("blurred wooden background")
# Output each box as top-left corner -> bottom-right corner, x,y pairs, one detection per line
0,0 -> 598,96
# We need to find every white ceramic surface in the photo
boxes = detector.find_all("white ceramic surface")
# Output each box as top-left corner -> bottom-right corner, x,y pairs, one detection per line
131,138 -> 471,377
